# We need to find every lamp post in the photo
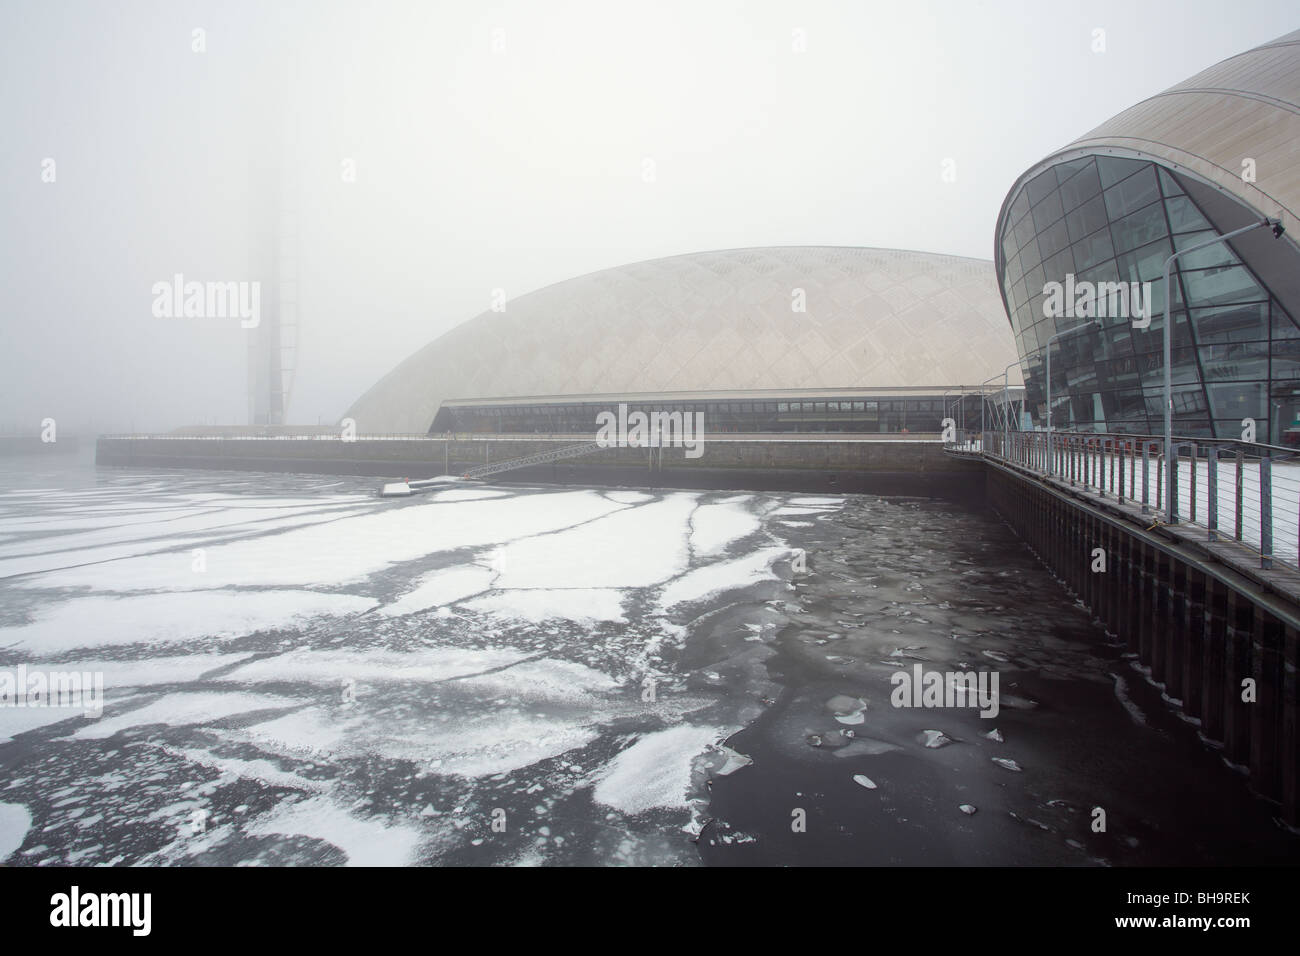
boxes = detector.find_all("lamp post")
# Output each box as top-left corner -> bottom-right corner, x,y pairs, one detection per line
941,388 -> 957,442
1000,359 -> 1021,458
1045,320 -> 1098,475
979,373 -> 1002,449
1158,217 -> 1284,522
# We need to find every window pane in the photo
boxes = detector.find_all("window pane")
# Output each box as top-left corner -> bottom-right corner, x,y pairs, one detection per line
1031,190 -> 1064,231
1116,237 -> 1172,284
1271,339 -> 1300,380
1164,195 -> 1211,234
1158,167 -> 1185,197
1072,229 -> 1115,271
1180,265 -> 1266,308
1055,157 -> 1091,183
1025,169 -> 1059,206
1015,216 -> 1040,261
1059,161 -> 1102,212
1066,193 -> 1109,243
1097,156 -> 1148,189
1110,201 -> 1168,254
1005,252 -> 1024,284
1272,301 -> 1300,339
1103,165 -> 1159,220
1172,230 -> 1238,270
1206,381 -> 1266,420
1037,218 -> 1071,259
1199,343 -> 1269,382
1043,248 -> 1075,284
1190,302 -> 1268,344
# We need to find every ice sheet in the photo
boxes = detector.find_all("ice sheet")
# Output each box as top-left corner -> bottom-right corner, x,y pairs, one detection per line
0,591 -> 376,654
459,589 -> 626,624
19,490 -> 628,591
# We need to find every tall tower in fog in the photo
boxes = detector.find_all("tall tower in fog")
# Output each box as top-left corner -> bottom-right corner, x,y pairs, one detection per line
246,52 -> 300,427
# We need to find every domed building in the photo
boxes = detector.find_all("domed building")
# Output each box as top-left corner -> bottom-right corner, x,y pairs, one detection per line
346,246 -> 1022,436
995,29 -> 1300,443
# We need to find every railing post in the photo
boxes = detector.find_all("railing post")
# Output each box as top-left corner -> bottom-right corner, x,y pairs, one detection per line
1235,449 -> 1244,541
1100,439 -> 1108,496
1261,456 -> 1273,570
1111,439 -> 1118,497
1125,440 -> 1134,502
1189,443 -> 1197,523
1169,443 -> 1179,523
1156,448 -> 1164,514
1117,440 -> 1126,505
1129,440 -> 1136,501
1207,448 -> 1218,541
1141,441 -> 1150,513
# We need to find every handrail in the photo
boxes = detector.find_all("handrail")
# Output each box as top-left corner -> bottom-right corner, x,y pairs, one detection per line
946,427 -> 1300,572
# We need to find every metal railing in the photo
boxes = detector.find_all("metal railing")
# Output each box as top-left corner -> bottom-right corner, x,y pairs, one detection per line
463,441 -> 603,478
950,429 -> 1300,572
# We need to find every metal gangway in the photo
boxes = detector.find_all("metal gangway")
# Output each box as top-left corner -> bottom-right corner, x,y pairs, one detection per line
464,440 -> 602,479
380,441 -> 603,496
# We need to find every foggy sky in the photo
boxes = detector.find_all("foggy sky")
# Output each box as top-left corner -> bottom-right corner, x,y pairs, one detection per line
1,0 -> 1296,434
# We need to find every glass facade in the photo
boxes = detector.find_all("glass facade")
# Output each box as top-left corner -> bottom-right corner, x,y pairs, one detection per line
430,393 -> 1006,435
999,155 -> 1300,445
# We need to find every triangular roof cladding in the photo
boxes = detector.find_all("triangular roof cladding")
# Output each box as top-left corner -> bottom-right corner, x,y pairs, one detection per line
345,246 -> 1019,434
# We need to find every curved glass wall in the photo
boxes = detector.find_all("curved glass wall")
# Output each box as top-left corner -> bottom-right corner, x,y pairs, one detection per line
998,155 -> 1300,445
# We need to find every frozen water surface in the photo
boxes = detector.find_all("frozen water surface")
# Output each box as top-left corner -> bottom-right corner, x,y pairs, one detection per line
0,458 -> 1297,867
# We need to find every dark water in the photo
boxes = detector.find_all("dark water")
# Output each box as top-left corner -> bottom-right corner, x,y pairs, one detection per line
694,494 -> 1299,865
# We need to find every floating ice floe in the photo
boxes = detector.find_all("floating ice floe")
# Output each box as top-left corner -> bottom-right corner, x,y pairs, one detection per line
808,729 -> 855,749
710,744 -> 753,777
852,774 -> 877,789
21,490 -> 628,592
592,725 -> 724,815
959,804 -> 978,815
991,757 -> 1023,772
244,796 -> 422,866
72,691 -> 302,740
221,646 -> 532,686
983,728 -> 1004,743
379,564 -> 494,617
0,802 -> 32,860
826,695 -> 867,725
489,494 -> 695,590
689,500 -> 762,556
0,590 -> 376,654
658,547 -> 791,609
920,730 -> 952,749
0,705 -> 92,744
832,738 -> 901,758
